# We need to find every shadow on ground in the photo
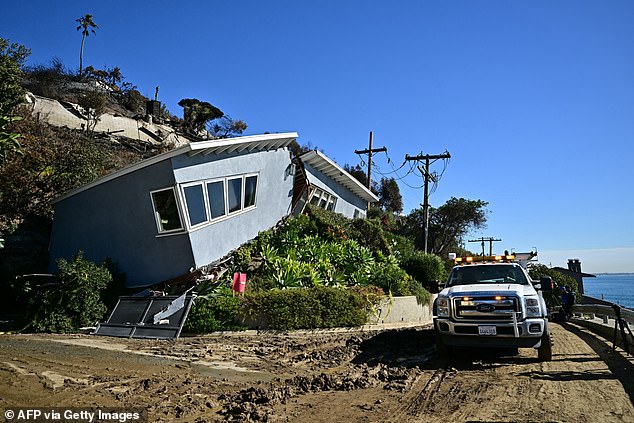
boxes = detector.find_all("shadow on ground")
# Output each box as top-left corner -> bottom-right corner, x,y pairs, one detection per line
352,327 -> 438,368
560,321 -> 634,404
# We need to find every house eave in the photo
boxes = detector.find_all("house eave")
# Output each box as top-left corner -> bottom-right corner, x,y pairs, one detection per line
299,150 -> 379,203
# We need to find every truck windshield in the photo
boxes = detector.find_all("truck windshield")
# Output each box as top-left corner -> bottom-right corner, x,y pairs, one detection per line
447,265 -> 529,286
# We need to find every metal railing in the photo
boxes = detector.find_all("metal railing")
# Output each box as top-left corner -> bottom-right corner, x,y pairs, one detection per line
572,303 -> 634,326
571,298 -> 633,355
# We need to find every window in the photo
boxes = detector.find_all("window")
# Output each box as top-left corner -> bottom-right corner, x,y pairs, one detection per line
309,186 -> 337,211
244,175 -> 258,208
227,177 -> 242,213
183,184 -> 207,226
207,180 -> 226,219
151,188 -> 183,233
161,172 -> 259,233
353,209 -> 365,219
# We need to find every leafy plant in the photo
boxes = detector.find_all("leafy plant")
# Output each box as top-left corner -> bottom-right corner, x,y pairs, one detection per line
78,90 -> 106,132
184,286 -> 246,333
400,250 -> 446,290
0,114 -> 22,163
245,286 -> 371,330
0,37 -> 30,115
21,251 -> 112,333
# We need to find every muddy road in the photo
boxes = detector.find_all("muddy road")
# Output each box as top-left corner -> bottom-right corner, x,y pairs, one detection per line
1,322 -> 633,422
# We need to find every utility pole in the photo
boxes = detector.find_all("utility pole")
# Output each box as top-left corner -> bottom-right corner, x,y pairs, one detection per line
468,237 -> 502,256
354,131 -> 387,209
405,151 -> 451,254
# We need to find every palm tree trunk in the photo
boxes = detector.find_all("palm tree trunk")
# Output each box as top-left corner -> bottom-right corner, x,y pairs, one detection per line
79,34 -> 86,77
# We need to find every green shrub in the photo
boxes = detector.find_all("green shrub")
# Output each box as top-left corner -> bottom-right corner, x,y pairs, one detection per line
367,256 -> 431,304
23,251 -> 111,333
401,251 -> 446,289
232,243 -> 253,272
349,217 -> 391,254
388,233 -> 418,261
184,292 -> 246,333
245,286 -> 370,330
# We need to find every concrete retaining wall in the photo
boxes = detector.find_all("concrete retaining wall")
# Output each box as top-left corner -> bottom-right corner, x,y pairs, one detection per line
243,295 -> 435,330
367,295 -> 434,325
26,93 -> 189,147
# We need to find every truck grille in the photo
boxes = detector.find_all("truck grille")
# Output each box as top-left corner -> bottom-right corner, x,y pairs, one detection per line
453,296 -> 519,321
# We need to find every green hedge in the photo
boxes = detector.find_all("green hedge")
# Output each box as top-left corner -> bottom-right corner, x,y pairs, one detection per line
244,286 -> 372,330
184,293 -> 247,333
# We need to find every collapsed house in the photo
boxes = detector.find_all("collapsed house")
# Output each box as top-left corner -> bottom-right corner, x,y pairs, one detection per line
49,132 -> 378,288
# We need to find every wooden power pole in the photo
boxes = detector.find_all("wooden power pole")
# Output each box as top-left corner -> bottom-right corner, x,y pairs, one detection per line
354,131 -> 387,208
468,237 -> 502,256
405,151 -> 451,253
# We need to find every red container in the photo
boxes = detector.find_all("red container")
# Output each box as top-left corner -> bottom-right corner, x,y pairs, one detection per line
232,272 -> 247,293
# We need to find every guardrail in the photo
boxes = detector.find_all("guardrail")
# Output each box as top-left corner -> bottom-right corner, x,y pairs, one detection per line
571,303 -> 634,326
570,301 -> 632,355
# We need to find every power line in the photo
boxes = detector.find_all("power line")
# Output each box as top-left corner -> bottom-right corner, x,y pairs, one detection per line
468,237 -> 503,256
354,131 -> 387,193
404,151 -> 452,253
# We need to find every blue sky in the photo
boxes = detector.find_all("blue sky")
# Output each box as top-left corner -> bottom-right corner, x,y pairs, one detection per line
2,1 -> 633,272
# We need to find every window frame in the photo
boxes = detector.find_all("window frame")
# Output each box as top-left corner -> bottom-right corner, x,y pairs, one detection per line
309,186 -> 337,212
243,173 -> 259,210
180,181 -> 210,230
171,172 -> 260,233
227,176 -> 244,215
206,178 -> 227,221
150,187 -> 185,235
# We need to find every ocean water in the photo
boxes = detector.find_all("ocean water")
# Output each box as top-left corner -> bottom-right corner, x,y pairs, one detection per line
583,274 -> 634,309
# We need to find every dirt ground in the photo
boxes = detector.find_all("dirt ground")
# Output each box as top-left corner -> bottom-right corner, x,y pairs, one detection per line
1,322 -> 633,422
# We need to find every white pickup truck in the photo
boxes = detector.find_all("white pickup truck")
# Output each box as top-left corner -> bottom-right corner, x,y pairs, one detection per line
433,256 -> 554,361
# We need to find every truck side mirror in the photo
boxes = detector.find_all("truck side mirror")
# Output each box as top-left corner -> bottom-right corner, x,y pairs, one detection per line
539,276 -> 553,291
427,280 -> 441,294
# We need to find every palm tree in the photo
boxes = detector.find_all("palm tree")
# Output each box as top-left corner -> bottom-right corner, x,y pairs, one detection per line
76,14 -> 98,77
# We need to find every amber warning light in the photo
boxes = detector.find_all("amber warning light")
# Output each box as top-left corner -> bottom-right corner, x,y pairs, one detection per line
453,254 -> 516,264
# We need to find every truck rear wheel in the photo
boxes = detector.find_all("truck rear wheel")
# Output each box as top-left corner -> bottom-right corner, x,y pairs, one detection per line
537,332 -> 553,362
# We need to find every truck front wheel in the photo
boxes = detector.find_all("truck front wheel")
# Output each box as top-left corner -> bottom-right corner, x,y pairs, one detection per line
537,331 -> 553,362
436,334 -> 452,357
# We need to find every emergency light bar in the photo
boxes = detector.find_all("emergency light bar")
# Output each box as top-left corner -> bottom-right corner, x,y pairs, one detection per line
454,254 -> 515,264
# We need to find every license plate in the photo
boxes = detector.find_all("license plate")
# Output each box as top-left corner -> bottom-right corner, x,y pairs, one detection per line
478,326 -> 497,336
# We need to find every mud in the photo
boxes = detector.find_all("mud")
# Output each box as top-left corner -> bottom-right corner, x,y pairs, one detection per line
1,323 -> 633,422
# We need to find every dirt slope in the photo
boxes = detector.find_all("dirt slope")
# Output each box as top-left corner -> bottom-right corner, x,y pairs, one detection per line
1,322 -> 633,422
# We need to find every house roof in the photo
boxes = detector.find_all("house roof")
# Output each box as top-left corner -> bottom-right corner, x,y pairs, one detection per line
54,132 -> 299,203
299,150 -> 379,203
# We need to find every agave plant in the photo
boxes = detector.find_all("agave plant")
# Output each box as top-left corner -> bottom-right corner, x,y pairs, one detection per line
194,278 -> 226,301
303,266 -> 323,287
260,244 -> 280,271
273,257 -> 308,289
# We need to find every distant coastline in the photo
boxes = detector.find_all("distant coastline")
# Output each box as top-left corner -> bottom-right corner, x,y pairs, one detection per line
592,272 -> 634,276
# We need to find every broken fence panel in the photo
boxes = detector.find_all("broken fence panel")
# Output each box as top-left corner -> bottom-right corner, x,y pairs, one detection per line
94,295 -> 194,340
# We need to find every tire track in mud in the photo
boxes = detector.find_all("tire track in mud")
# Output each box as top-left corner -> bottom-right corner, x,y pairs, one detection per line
384,366 -> 450,422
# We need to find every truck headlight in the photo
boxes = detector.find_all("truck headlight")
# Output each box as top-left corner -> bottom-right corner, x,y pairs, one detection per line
437,297 -> 450,317
525,297 -> 541,317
